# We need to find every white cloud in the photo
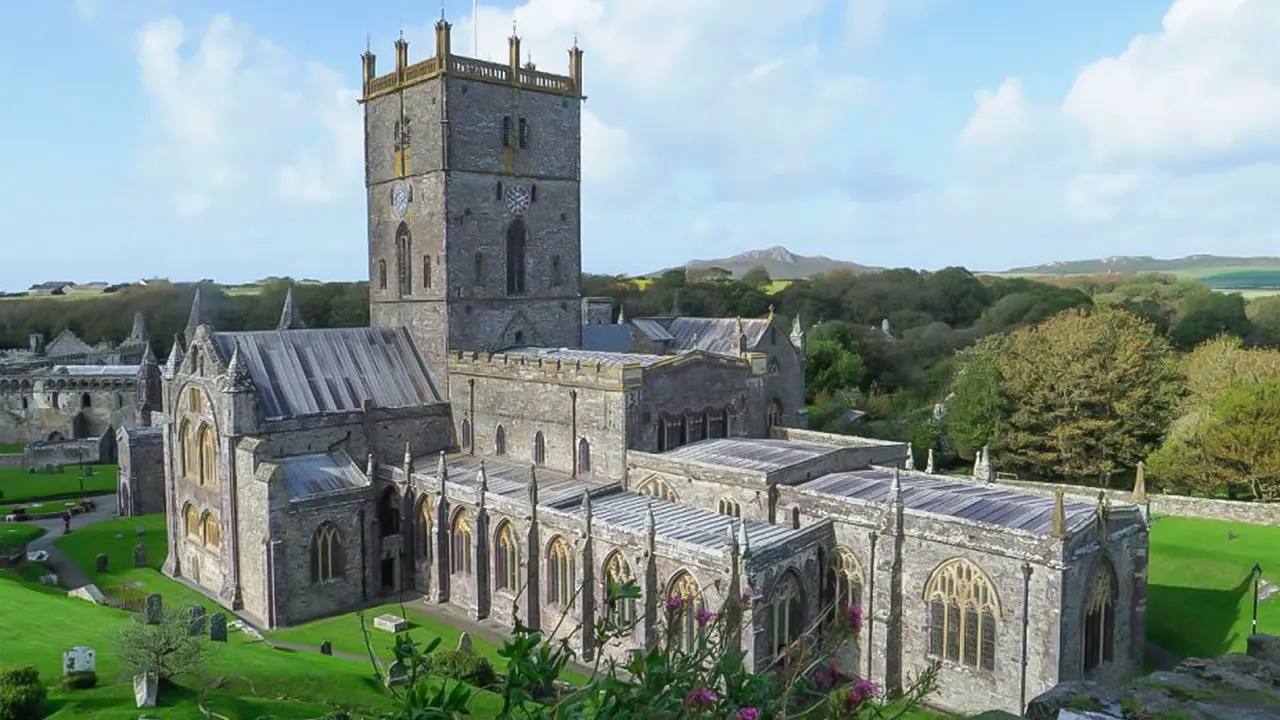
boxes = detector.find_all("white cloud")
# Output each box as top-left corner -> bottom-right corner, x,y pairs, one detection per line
72,0 -> 102,22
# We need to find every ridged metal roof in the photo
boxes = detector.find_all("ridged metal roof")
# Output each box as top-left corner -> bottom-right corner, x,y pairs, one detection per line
280,451 -> 369,500
631,318 -> 674,342
799,469 -> 1100,534
211,328 -> 442,420
666,317 -> 773,356
431,453 -> 610,506
503,346 -> 665,367
571,488 -> 801,553
661,438 -> 839,472
581,324 -> 632,353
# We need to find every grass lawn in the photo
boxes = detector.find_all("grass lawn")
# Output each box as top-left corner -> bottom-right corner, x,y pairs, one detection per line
0,443 -> 24,454
0,464 -> 117,503
1146,515 -> 1280,658
0,498 -> 84,516
0,523 -> 45,554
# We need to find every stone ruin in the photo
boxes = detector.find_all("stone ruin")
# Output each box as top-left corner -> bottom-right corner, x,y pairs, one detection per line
1027,634 -> 1280,720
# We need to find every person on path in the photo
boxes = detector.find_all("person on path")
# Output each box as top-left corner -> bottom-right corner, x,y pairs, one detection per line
63,509 -> 71,534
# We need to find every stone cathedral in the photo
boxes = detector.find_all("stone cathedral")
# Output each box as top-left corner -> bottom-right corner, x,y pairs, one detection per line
154,19 -> 1149,716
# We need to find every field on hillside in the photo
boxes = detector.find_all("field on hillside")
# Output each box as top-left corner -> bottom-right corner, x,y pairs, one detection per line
1188,266 -> 1280,295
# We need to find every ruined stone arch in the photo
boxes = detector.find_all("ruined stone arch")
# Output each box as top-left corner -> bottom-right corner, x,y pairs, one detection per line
635,475 -> 678,503
182,502 -> 199,538
547,535 -> 575,607
602,550 -> 636,625
923,557 -> 1000,671
666,570 -> 704,654
494,520 -> 520,592
1083,557 -> 1118,672
769,569 -> 806,657
310,522 -> 344,583
450,508 -> 474,575
378,485 -> 401,537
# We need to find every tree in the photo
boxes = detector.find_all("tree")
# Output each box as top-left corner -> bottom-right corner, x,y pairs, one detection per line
1199,379 -> 1280,502
944,340 -> 1009,461
740,265 -> 772,290
116,608 -> 211,686
1246,294 -> 1280,348
1169,291 -> 1253,350
806,337 -> 865,401
995,308 -> 1181,482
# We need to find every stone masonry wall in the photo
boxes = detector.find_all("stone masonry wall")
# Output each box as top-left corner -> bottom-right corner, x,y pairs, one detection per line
118,427 -> 165,516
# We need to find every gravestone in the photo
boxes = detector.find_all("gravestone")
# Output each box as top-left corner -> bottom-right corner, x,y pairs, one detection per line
209,612 -> 228,642
144,594 -> 162,624
94,554 -> 108,573
373,613 -> 408,633
135,525 -> 147,536
457,632 -> 473,654
187,606 -> 206,636
62,645 -> 96,676
132,543 -> 147,568
320,641 -> 332,656
384,660 -> 408,688
133,671 -> 158,708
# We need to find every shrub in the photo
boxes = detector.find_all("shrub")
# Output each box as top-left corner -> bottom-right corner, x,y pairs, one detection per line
430,649 -> 497,689
0,666 -> 47,720
59,671 -> 97,691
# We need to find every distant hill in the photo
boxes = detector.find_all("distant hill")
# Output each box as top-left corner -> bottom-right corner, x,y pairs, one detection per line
1001,255 -> 1280,277
657,246 -> 881,280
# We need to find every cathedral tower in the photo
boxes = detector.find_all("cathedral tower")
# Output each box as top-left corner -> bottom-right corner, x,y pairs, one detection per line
361,20 -> 586,383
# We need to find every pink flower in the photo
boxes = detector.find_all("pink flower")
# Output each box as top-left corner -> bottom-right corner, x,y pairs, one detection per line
845,604 -> 863,633
846,676 -> 880,707
740,586 -> 756,603
685,687 -> 717,706
696,608 -> 716,626
667,595 -> 684,610
812,666 -> 833,690
736,708 -> 761,720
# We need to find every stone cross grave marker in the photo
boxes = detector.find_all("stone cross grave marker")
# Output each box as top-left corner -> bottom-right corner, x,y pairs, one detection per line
62,645 -> 96,676
133,543 -> 147,568
187,606 -> 206,636
94,554 -> 108,573
144,594 -> 162,625
209,612 -> 228,642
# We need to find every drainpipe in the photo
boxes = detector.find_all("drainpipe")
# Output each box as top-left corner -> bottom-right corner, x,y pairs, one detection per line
570,390 -> 578,476
358,507 -> 368,600
866,532 -> 877,679
468,379 -> 475,455
1020,563 -> 1032,714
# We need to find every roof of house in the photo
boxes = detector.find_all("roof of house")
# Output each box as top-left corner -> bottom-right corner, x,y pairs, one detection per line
631,317 -> 674,343
279,451 -> 369,499
580,324 -> 632,353
797,469 -> 1105,534
210,327 -> 443,420
660,437 -> 839,473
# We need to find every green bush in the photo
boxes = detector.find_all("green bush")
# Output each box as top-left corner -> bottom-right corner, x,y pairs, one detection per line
0,666 -> 47,720
430,649 -> 497,689
58,671 -> 96,691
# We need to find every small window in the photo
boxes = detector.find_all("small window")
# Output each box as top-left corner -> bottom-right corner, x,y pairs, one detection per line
474,253 -> 484,285
423,255 -> 432,289
188,388 -> 203,413
460,418 -> 472,449
578,437 -> 591,474
551,255 -> 562,287
533,431 -> 546,466
378,259 -> 387,290
20,397 -> 28,410
496,181 -> 503,201
717,497 -> 741,518
502,116 -> 512,148
771,327 -> 777,345
518,117 -> 529,148
514,330 -> 525,344
530,184 -> 538,203
495,425 -> 507,456
81,393 -> 92,409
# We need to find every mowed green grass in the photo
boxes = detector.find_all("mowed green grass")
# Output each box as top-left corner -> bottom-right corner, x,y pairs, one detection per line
0,464 -> 117,503
0,523 -> 45,554
0,443 -> 24,454
1146,516 -> 1280,659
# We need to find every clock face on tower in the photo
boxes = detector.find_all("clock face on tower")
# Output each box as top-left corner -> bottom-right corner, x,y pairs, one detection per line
504,186 -> 531,216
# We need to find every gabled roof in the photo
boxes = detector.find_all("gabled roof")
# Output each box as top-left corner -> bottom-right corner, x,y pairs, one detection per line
632,317 -> 674,343
45,330 -> 94,357
666,317 -> 772,356
210,327 -> 443,420
280,451 -> 369,499
661,438 -> 839,473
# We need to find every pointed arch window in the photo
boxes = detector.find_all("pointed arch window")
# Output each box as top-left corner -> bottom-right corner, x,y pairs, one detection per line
378,259 -> 387,290
506,219 -> 527,295
831,549 -> 865,612
924,558 -> 999,671
80,392 -> 92,409
183,503 -> 200,539
419,498 -> 434,560
451,509 -> 473,575
547,536 -> 575,606
395,222 -> 412,297
180,421 -> 196,480
494,522 -> 520,592
668,571 -> 703,654
378,486 -> 401,537
708,410 -> 725,439
604,552 -> 637,626
717,496 -> 741,518
1084,561 -> 1117,672
637,477 -> 678,503
460,418 -> 472,450
767,399 -> 783,430
202,512 -> 221,549
550,255 -> 562,287
533,431 -> 546,466
771,571 -> 805,657
495,425 -> 507,456
577,438 -> 591,474
197,425 -> 216,487
310,523 -> 344,583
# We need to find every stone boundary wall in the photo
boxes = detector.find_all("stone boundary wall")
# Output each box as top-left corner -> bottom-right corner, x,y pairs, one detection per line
992,477 -> 1280,526
0,454 -> 22,468
24,438 -> 105,468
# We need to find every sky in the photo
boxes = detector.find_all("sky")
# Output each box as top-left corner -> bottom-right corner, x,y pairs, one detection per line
1,0 -> 1277,291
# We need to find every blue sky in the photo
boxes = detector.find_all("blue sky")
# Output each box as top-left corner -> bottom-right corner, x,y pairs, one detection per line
1,0 -> 1276,291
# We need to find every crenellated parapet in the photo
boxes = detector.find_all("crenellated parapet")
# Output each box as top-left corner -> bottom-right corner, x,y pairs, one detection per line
448,349 -> 638,388
360,18 -> 584,103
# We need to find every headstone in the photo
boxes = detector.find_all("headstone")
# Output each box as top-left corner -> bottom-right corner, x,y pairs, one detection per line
373,613 -> 408,633
63,645 -> 96,675
69,584 -> 106,605
94,553 -> 108,573
187,606 -> 206,636
40,573 -> 59,586
320,641 -> 332,656
384,659 -> 408,688
1260,579 -> 1278,602
133,543 -> 147,568
144,594 -> 162,625
133,671 -> 158,708
210,612 -> 228,642
135,525 -> 146,536
457,632 -> 473,654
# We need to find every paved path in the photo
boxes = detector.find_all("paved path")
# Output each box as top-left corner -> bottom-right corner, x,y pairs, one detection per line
24,493 -> 117,592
